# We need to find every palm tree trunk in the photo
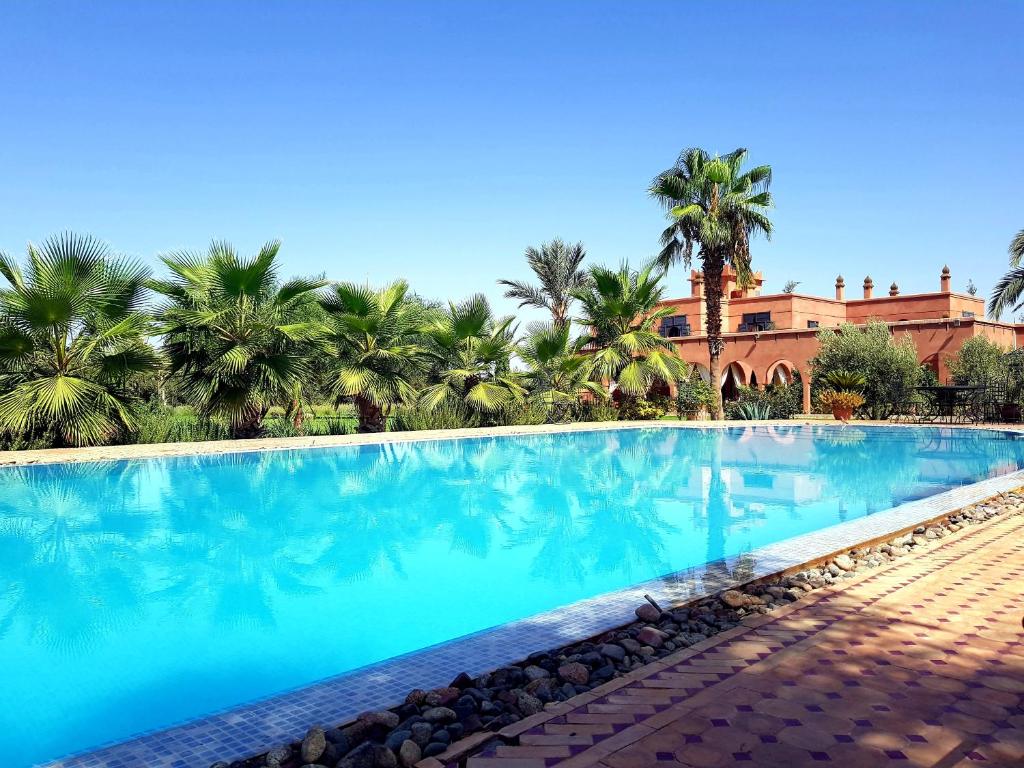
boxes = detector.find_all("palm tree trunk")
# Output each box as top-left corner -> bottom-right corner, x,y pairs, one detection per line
355,395 -> 385,433
703,253 -> 726,419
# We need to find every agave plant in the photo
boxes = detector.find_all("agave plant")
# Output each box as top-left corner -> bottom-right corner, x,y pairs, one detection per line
149,240 -> 327,438
733,401 -> 772,420
320,280 -> 428,433
518,322 -> 606,421
419,294 -> 526,417
0,233 -> 161,446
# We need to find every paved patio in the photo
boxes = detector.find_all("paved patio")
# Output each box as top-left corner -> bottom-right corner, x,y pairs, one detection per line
444,508 -> 1024,768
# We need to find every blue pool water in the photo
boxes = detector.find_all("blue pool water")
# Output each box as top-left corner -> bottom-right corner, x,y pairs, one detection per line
2,424 -> 1023,766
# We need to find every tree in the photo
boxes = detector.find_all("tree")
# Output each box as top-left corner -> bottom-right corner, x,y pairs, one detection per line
0,233 -> 160,446
518,322 -> 605,421
650,148 -> 773,418
498,238 -> 589,327
320,280 -> 427,433
573,261 -> 687,403
988,228 -> 1024,318
150,240 -> 326,438
420,294 -> 526,417
809,321 -> 923,419
947,336 -> 1007,386
782,279 -> 800,293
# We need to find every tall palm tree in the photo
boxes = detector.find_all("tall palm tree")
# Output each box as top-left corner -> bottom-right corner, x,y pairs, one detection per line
320,280 -> 428,433
420,293 -> 526,417
498,238 -> 589,327
0,233 -> 160,446
149,240 -> 326,438
518,322 -> 606,421
988,228 -> 1024,318
573,261 -> 687,403
650,147 -> 773,418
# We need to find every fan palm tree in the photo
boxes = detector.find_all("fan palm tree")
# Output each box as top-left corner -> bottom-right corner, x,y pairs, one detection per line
149,240 -> 326,438
420,294 -> 526,417
572,261 -> 687,403
498,238 -> 589,327
987,228 -> 1024,318
0,233 -> 160,446
518,322 -> 605,421
650,147 -> 773,418
320,280 -> 428,433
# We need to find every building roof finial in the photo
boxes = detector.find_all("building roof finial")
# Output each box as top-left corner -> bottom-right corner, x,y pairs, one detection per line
863,275 -> 873,287
835,275 -> 845,286
942,265 -> 951,276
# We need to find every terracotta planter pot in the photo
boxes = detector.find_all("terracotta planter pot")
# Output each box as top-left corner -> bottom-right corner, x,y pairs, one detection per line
832,405 -> 853,421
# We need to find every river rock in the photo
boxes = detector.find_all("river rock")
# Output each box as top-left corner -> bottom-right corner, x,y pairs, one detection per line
398,740 -> 421,768
515,690 -> 544,715
833,554 -> 855,571
635,603 -> 661,622
720,590 -> 747,608
422,706 -> 456,723
600,643 -> 626,661
523,665 -> 550,681
300,727 -> 326,763
265,745 -> 291,768
636,626 -> 668,648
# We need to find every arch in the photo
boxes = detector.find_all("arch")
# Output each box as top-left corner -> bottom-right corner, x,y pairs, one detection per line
765,359 -> 798,387
691,363 -> 711,384
721,361 -> 753,401
647,380 -> 671,399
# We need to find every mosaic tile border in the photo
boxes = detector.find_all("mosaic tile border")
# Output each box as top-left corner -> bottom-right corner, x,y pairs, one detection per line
42,440 -> 1024,768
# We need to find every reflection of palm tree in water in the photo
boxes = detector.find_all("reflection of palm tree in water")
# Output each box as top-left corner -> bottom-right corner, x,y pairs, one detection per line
702,431 -> 733,586
0,463 -> 149,649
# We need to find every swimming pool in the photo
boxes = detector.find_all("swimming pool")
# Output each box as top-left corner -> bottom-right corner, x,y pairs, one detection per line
2,424 -> 1023,766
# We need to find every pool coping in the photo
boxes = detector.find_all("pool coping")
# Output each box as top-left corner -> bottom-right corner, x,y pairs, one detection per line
35,423 -> 1024,768
4,418 -> 1024,468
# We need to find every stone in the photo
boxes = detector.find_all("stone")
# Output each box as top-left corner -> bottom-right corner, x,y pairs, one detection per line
398,740 -> 421,768
422,706 -> 456,723
720,590 -> 748,608
514,690 -> 544,715
619,637 -> 642,653
636,626 -> 668,648
372,746 -> 397,768
265,745 -> 291,768
301,727 -> 327,764
449,672 -> 473,689
599,643 -> 626,661
210,763 -> 230,768
384,730 -> 411,752
337,742 -> 376,768
410,721 -> 434,746
557,661 -> 589,685
424,687 -> 460,706
423,743 -> 448,758
523,664 -> 550,681
405,689 -> 427,706
635,603 -> 661,622
360,709 -> 400,728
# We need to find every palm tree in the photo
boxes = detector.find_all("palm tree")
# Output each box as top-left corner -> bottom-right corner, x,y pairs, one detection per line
518,322 -> 606,421
987,228 -> 1024,318
149,240 -> 326,438
320,280 -> 427,433
573,261 -> 687,404
420,294 -> 526,417
498,238 -> 589,327
0,233 -> 160,446
650,147 -> 773,418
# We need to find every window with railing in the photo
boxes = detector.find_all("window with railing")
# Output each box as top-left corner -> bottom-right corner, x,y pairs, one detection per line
739,312 -> 773,332
807,320 -> 819,329
659,315 -> 691,338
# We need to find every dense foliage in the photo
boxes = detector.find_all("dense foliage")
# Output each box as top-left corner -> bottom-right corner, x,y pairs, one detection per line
810,321 -> 924,419
947,336 -> 1008,386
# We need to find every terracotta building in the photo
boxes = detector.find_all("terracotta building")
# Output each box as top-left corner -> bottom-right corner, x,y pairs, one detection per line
655,266 -> 1023,413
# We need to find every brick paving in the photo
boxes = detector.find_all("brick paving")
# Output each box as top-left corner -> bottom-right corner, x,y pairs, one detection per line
445,510 -> 1024,768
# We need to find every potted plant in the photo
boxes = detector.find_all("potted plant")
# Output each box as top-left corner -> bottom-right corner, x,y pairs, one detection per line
819,389 -> 866,421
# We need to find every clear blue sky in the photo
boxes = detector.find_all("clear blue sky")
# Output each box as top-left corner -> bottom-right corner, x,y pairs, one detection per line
1,1 -> 1021,323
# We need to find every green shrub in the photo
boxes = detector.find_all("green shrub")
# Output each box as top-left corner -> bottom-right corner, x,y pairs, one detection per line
675,377 -> 715,417
393,402 -> 481,431
724,384 -> 801,420
947,336 -> 1008,386
810,321 -> 923,419
572,401 -> 619,422
131,405 -> 229,444
618,397 -> 665,420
